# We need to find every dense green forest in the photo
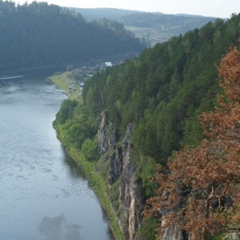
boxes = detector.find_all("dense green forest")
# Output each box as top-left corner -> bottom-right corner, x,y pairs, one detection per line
53,13 -> 240,239
82,14 -> 240,163
74,8 -> 218,45
0,1 -> 145,73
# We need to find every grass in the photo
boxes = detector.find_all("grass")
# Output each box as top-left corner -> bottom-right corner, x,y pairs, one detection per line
125,25 -> 174,46
50,72 -> 123,239
48,71 -> 81,100
62,145 -> 123,240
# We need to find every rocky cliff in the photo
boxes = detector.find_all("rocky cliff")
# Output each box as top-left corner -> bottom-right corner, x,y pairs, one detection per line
98,111 -> 145,240
97,112 -> 187,240
97,111 -> 189,240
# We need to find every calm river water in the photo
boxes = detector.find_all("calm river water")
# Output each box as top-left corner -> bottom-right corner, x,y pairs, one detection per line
0,76 -> 113,240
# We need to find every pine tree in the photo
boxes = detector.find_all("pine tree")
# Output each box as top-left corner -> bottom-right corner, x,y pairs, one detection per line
144,46 -> 240,240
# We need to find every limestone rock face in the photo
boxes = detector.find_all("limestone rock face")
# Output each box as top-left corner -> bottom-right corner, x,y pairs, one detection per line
118,124 -> 144,240
109,148 -> 123,185
98,113 -> 144,240
97,112 -> 195,240
161,225 -> 186,240
97,112 -> 240,240
98,111 -> 116,155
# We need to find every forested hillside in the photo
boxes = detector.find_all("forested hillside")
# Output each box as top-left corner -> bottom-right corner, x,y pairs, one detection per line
53,13 -> 240,240
82,15 -> 239,162
0,1 -> 145,73
145,46 -> 240,239
74,8 -> 217,45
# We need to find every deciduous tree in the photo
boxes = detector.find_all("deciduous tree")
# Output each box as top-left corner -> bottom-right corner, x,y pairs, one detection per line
145,46 -> 240,240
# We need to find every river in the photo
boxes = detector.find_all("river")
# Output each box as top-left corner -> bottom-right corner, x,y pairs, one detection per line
0,76 -> 113,240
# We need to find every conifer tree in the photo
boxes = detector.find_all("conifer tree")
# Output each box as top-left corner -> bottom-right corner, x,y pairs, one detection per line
145,46 -> 240,240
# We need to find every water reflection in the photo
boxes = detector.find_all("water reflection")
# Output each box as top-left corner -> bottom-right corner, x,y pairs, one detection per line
61,146 -> 85,179
39,214 -> 82,240
61,147 -> 115,240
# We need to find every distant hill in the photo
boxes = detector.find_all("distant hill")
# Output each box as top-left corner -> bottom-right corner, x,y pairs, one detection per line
72,8 -> 219,46
0,2 -> 145,73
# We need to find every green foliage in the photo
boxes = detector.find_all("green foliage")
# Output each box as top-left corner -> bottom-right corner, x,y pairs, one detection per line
210,233 -> 226,240
0,1 -> 145,72
137,217 -> 157,240
54,99 -> 97,149
76,8 -> 217,46
109,179 -> 121,211
82,14 -> 240,165
81,137 -> 98,161
136,155 -> 157,197
53,100 -> 121,237
54,99 -> 78,125
56,145 -> 122,240
53,13 -> 240,239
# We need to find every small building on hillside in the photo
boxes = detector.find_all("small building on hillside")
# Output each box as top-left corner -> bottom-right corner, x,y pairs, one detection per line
105,62 -> 113,67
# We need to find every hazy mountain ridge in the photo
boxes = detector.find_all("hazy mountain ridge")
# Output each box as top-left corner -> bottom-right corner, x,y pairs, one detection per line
0,2 -> 145,74
72,8 -> 219,45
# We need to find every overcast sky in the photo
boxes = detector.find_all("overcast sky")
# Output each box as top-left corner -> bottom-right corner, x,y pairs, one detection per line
15,0 -> 239,18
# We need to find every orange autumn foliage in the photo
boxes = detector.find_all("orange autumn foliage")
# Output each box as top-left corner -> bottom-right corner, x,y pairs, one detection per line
144,47 -> 240,240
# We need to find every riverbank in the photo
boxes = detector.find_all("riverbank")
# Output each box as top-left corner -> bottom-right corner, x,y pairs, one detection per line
48,71 -> 81,100
0,78 -> 112,239
58,144 -> 122,240
49,71 -> 123,240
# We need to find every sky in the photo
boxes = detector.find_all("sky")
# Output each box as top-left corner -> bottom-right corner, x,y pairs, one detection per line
15,0 -> 239,19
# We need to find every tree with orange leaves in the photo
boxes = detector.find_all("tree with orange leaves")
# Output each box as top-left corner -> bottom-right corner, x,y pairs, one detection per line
144,46 -> 240,240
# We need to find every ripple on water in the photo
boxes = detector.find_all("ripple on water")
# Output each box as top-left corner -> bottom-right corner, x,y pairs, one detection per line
0,78 -> 112,240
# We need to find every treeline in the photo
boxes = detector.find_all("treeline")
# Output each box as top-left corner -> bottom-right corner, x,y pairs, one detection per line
75,8 -> 218,45
76,8 -> 217,30
82,14 -> 240,164
0,1 -> 145,72
53,13 -> 240,239
145,47 -> 240,239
